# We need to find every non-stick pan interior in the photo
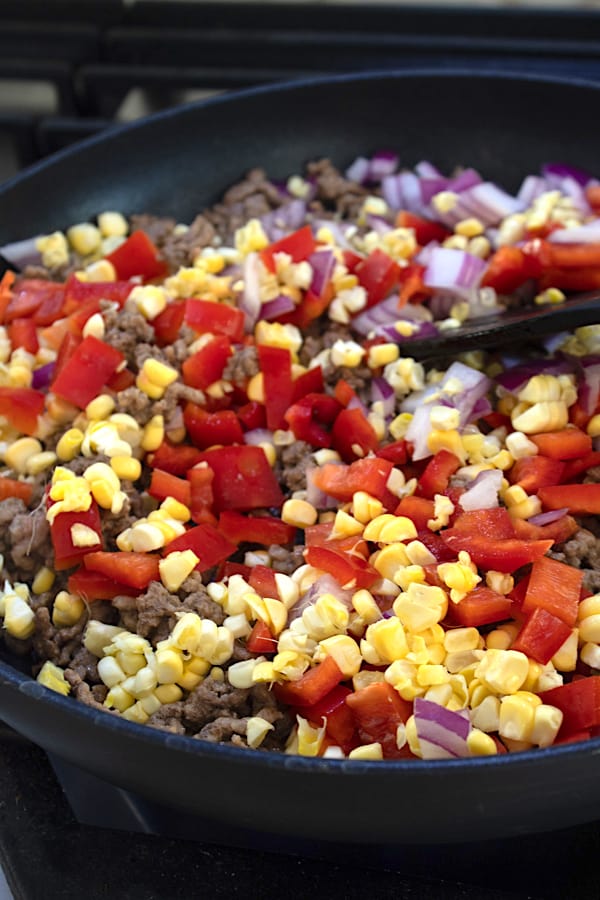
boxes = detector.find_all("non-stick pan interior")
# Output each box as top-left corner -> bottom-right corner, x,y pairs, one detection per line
1,70 -> 600,845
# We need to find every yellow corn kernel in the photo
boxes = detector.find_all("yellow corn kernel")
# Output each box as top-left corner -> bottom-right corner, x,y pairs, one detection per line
427,493 -> 455,531
252,660 -> 276,683
85,394 -> 115,421
296,715 -> 326,757
227,657 -> 263,689
84,259 -> 116,282
55,428 -> 85,462
470,694 -> 501,733
444,627 -> 481,654
281,498 -> 318,528
136,370 -> 166,399
129,285 -> 168,321
246,716 -> 275,749
109,455 -> 141,482
31,567 -> 55,595
4,436 -> 42,474
352,670 -> 386,692
367,343 -> 399,368
393,582 -> 448,633
352,589 -> 382,625
363,514 -> 396,542
154,684 -> 183,705
467,729 -> 498,756
394,565 -> 426,592
302,594 -> 349,641
98,655 -> 127,688
550,628 -> 578,672
499,694 -> 537,742
475,649 -> 529,695
578,603 -> 600,643
378,516 -> 418,544
437,551 -> 480,604
389,412 -> 413,440
36,660 -> 71,696
427,428 -> 465,461
351,491 -> 384,524
121,702 -> 150,724
246,372 -> 264,403
416,664 -> 450,687
155,647 -> 185,685
371,543 -> 410,582
98,210 -> 128,238
329,509 -> 364,540
144,357 -> 179,389
485,629 -> 513,651
234,218 -> 269,256
318,634 -> 362,677
272,650 -> 311,681
348,742 -> 384,761
404,541 -> 436,567
361,617 -> 408,665
104,685 -> 134,712
67,222 -> 101,256
511,400 -> 568,434
36,231 -> 69,269
159,550 -> 200,592
580,642 -> 600,668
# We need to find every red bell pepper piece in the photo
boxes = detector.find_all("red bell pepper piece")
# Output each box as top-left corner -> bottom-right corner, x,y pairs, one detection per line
0,477 -> 33,504
481,244 -> 542,294
182,334 -> 232,390
50,503 -> 103,570
258,344 -> 294,431
376,439 -> 409,465
332,407 -> 379,462
512,513 -> 578,545
68,568 -> 136,601
183,403 -> 244,450
274,655 -> 344,708
186,464 -> 216,524
539,676 -> 600,736
147,441 -> 203,476
511,607 -> 573,665
304,544 -> 378,590
260,225 -> 316,273
198,445 -> 284,512
51,335 -> 125,408
291,365 -> 324,403
447,586 -> 514,627
148,468 -> 192,508
395,210 -> 450,246
237,401 -> 267,431
355,248 -> 400,307
447,507 -> 517,541
508,455 -> 565,493
218,509 -> 295,546
152,301 -> 186,346
333,378 -> 359,408
530,427 -> 593,460
538,241 -> 600,269
163,522 -> 236,571
304,522 -> 369,560
282,284 -> 335,329
522,555 -> 583,627
311,456 -> 394,503
184,298 -> 245,342
84,551 -> 160,590
8,317 -> 38,354
4,279 -> 64,322
346,682 -> 413,759
397,263 -> 432,306
394,495 -> 435,531
284,393 -> 342,448
62,275 -> 133,315
538,483 -> 600,515
416,449 -> 462,499
0,386 -> 45,436
105,230 -> 167,281
441,531 -> 553,574
561,450 -> 600,481
248,564 -> 280,600
106,366 -> 135,392
416,530 -> 456,563
301,684 -> 357,752
538,266 -> 600,292
0,270 -> 16,321
246,620 -> 277,655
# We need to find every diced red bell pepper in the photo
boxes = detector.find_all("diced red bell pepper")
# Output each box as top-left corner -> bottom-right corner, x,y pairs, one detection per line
536,241 -> 600,269
416,530 -> 456,562
186,464 -> 216,524
183,403 -> 244,450
104,230 -> 167,281
218,509 -> 296,546
148,468 -> 192,508
220,561 -> 252,580
274,655 -> 344,708
447,586 -> 514,627
332,407 -> 379,462
346,682 -> 413,759
258,344 -> 294,431
246,620 -> 277,655
184,298 -> 245,342
355,248 -> 400,307
447,507 -> 516,541
68,568 -> 136,601
62,275 -> 133,315
248,564 -> 280,600
481,245 -> 542,294
290,366 -> 325,404
538,483 -> 600,515
260,225 -> 316,273
522,555 -> 583,627
508,455 -> 565,493
539,676 -> 600,736
395,210 -> 450,246
304,522 -> 369,560
416,449 -> 462,499
4,279 -> 64,323
538,266 -> 600,292
152,301 -> 186,346
0,387 -> 45,436
198,445 -> 284,512
301,684 -> 357,753
397,263 -> 432,306
8,317 -> 38,354
105,366 -> 136,392
334,378 -> 359,408
284,393 -> 342,449
163,522 -> 236,571
50,502 -> 103,570
304,544 -> 378,590
376,439 -> 409,466
342,249 -> 364,273
530,428 -> 593,460
237,401 -> 267,431
0,477 -> 33,504
84,551 -> 159,590
182,334 -> 232,390
394,495 -> 435,531
311,456 -> 394,503
561,450 -> 600,482
512,513 -> 578,545
51,335 -> 125,408
147,441 -> 203,476
0,271 -> 15,321
441,531 -> 553,574
511,607 -> 573,665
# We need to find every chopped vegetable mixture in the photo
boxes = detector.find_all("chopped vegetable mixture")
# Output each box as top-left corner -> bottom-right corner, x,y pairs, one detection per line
2,155 -> 600,760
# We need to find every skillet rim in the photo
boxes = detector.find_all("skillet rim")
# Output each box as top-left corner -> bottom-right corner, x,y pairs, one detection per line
1,65 -> 600,778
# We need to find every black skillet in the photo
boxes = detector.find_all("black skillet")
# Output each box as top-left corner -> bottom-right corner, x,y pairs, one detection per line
1,70 -> 600,846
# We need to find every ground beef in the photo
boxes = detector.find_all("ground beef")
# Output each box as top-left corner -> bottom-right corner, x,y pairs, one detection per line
550,527 -> 600,592
160,214 -> 217,270
148,701 -> 185,734
129,214 -> 177,247
111,594 -> 138,633
181,677 -> 249,730
0,498 -> 27,562
203,168 -> 284,242
222,345 -> 259,386
298,321 -> 354,365
195,716 -> 249,743
306,157 -> 369,218
117,580 -> 225,646
6,508 -> 53,576
584,466 -> 600,484
113,387 -> 154,422
102,304 -> 155,366
31,607 -> 86,668
65,646 -> 100,683
134,342 -> 168,369
277,440 -> 312,494
269,544 -> 306,575
64,669 -> 109,710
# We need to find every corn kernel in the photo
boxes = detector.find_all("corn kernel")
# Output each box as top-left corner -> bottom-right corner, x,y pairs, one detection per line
318,634 -> 362,677
281,498 -> 318,528
246,716 -> 275,749
499,694 -> 536,742
129,285 -> 168,321
348,742 -> 383,761
444,627 -> 480,654
393,582 -> 448,632
578,612 -> 600,644
580,642 -> 600,669
467,729 -> 498,756
551,628 -> 579,672
362,617 -> 408,665
4,436 -> 42,474
36,231 -> 69,269
475,649 -> 529,695
84,259 -> 116,282
471,694 -> 501,732
530,703 -> 563,747
67,222 -> 101,256
511,400 -> 568,434
141,415 -> 165,452
36,660 -> 71,696
85,394 -> 115,421
159,549 -> 200,592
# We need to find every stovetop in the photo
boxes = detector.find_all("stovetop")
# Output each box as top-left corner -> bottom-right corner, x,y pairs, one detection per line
2,3 -> 600,898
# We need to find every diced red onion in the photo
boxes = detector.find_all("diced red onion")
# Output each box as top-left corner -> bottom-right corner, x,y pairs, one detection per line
260,294 -> 296,320
345,156 -> 370,185
288,573 -> 354,622
548,219 -> 600,243
542,162 -> 594,187
32,361 -> 56,390
447,168 -> 483,193
239,252 -> 262,329
423,247 -> 486,296
0,236 -> 42,269
311,219 -> 356,251
305,467 -> 339,510
413,697 -> 471,760
308,249 -> 336,298
261,199 -> 308,240
516,175 -> 549,207
414,241 -> 441,266
459,469 -> 503,512
381,174 -> 403,211
347,394 -> 369,416
414,160 -> 443,179
368,151 -> 399,182
405,404 -> 435,461
352,293 -> 433,337
419,176 -> 449,205
528,508 -> 569,526
455,182 -> 523,227
578,356 -> 600,415
371,377 -> 395,418
365,214 -> 393,235
380,320 -> 439,344
243,428 -> 274,446
398,171 -> 430,217
495,358 -> 575,393
438,361 -> 492,428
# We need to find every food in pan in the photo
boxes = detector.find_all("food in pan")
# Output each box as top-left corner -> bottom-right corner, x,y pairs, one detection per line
1,154 -> 600,760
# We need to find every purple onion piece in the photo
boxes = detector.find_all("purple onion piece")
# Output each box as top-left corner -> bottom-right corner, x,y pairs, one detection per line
308,248 -> 336,298
368,150 -> 399,182
542,161 -> 595,187
32,361 -> 56,390
528,508 -> 569,526
495,358 -> 575,393
413,697 -> 471,760
423,247 -> 486,295
260,294 -> 296,321
548,219 -> 600,244
345,156 -> 370,185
